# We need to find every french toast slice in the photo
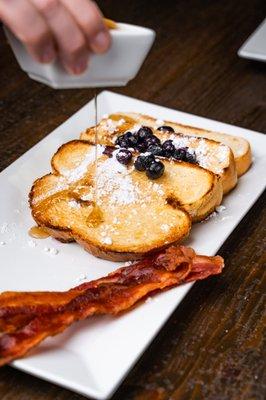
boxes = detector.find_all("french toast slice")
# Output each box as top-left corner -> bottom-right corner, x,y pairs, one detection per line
80,113 -> 238,194
122,112 -> 252,176
119,112 -> 251,176
29,140 -> 223,261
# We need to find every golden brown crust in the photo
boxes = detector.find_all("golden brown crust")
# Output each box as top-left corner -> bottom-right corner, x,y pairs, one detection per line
221,150 -> 238,194
29,139 -> 224,261
31,213 -> 192,262
31,211 -> 192,262
235,141 -> 252,176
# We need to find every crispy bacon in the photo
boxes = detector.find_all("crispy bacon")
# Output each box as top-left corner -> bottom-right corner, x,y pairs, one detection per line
0,246 -> 223,366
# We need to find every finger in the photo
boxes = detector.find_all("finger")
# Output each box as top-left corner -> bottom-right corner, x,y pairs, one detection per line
30,0 -> 89,74
61,0 -> 111,54
0,0 -> 56,63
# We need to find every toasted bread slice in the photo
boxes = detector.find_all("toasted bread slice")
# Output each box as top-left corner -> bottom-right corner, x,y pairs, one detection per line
124,112 -> 252,176
92,112 -> 251,177
29,141 -> 222,261
80,113 -> 237,194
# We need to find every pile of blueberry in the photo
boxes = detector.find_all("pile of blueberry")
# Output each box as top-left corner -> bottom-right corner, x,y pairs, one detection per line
114,125 -> 197,180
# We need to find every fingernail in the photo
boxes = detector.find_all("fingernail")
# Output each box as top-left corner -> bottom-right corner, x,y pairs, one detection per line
71,56 -> 88,75
41,45 -> 56,63
91,30 -> 110,53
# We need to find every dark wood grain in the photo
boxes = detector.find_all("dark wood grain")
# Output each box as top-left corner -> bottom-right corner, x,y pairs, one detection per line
0,0 -> 265,399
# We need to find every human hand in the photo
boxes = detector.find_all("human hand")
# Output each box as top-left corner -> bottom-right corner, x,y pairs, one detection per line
0,0 -> 111,74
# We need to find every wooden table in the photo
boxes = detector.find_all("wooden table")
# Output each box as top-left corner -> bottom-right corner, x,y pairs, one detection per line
0,1 -> 265,399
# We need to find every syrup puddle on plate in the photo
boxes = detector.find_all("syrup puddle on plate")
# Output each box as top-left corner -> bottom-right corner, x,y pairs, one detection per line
28,226 -> 50,239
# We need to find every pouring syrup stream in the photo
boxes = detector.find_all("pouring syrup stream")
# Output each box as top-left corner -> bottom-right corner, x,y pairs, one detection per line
86,90 -> 104,227
94,89 -> 98,199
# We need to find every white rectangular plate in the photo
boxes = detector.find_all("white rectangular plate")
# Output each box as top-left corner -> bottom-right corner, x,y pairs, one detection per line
238,18 -> 266,62
0,91 -> 265,400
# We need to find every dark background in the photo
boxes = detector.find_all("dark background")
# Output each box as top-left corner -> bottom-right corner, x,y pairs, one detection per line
0,1 -> 265,399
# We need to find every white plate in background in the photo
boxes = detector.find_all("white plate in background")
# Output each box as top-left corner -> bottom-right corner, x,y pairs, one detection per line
238,18 -> 266,62
0,91 -> 266,399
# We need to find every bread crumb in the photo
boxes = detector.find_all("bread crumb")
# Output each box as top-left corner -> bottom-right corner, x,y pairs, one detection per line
145,297 -> 152,303
124,261 -> 134,266
76,274 -> 87,283
43,247 -> 59,255
216,205 -> 226,213
0,222 -> 9,234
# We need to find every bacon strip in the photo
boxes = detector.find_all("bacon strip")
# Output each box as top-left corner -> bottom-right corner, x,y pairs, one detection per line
0,246 -> 223,366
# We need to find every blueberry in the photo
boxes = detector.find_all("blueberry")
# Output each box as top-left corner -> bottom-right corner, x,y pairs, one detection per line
137,126 -> 153,141
126,133 -> 138,148
162,140 -> 175,157
115,132 -> 138,149
114,135 -> 123,146
116,149 -> 132,165
115,135 -> 129,148
185,151 -> 197,164
134,155 -> 147,171
146,161 -> 165,179
157,125 -> 174,133
145,135 -> 161,147
136,142 -> 148,153
146,144 -> 163,156
173,147 -> 188,161
134,154 -> 155,171
124,131 -> 133,140
143,154 -> 156,168
121,140 -> 130,148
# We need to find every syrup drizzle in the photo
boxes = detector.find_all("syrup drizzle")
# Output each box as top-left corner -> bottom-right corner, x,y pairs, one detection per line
94,89 -> 98,201
86,203 -> 104,228
86,90 -> 105,228
28,226 -> 50,239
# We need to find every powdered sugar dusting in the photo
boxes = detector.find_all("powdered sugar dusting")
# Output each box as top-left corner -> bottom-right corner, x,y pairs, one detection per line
101,236 -> 113,245
171,135 -> 229,174
161,224 -> 170,232
43,247 -> 59,256
69,200 -> 81,209
80,192 -> 93,201
33,146 -> 104,205
133,123 -> 142,132
62,146 -> 103,183
0,223 -> 8,234
32,178 -> 69,205
105,118 -> 125,133
216,205 -> 226,213
96,150 -> 140,206
151,182 -> 165,196
155,119 -> 164,126
202,204 -> 229,223
28,239 -> 37,248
